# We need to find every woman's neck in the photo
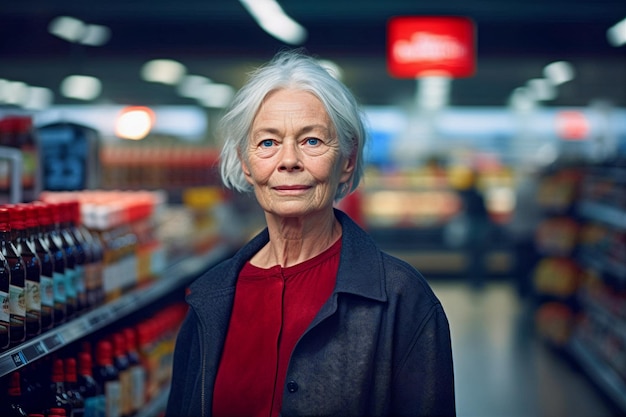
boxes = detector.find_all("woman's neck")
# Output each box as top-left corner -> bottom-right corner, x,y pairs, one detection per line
252,210 -> 341,268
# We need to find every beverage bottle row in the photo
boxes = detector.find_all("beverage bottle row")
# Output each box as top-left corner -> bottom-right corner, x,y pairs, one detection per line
0,190 -> 167,351
39,190 -> 166,303
1,200 -> 105,351
0,302 -> 188,417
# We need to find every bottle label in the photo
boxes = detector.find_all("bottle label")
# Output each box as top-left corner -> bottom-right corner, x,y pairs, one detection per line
40,275 -> 54,307
130,364 -> 146,410
9,284 -> 26,317
75,264 -> 86,293
0,290 -> 9,323
53,270 -> 66,302
66,267 -> 78,298
84,394 -> 105,417
25,279 -> 41,312
104,380 -> 121,417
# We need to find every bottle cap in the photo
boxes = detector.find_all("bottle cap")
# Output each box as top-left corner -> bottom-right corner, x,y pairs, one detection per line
8,371 -> 21,396
51,358 -> 65,383
78,352 -> 93,376
65,357 -> 78,383
96,340 -> 114,366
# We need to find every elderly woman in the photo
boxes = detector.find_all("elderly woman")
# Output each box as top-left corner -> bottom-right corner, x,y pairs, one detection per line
166,50 -> 455,417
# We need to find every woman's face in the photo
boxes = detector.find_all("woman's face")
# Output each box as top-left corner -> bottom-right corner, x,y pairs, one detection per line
242,88 -> 354,219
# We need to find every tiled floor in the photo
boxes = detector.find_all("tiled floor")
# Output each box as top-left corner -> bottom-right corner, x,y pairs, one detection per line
430,280 -> 618,417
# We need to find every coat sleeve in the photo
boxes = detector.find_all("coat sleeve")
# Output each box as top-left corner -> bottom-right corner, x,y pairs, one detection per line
165,310 -> 202,417
391,302 -> 456,417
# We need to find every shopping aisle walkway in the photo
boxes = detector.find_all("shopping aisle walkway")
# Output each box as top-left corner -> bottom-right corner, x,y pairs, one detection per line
430,281 -> 618,417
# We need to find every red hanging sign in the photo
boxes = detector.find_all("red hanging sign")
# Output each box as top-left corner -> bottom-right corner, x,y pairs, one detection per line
387,16 -> 476,79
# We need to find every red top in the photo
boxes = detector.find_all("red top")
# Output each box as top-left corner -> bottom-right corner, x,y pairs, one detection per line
213,238 -> 341,417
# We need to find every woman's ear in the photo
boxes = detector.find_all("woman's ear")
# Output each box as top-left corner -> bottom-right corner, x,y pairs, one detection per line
339,146 -> 357,184
238,153 -> 255,185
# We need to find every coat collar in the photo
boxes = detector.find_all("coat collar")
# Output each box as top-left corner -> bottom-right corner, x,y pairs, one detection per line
188,208 -> 387,303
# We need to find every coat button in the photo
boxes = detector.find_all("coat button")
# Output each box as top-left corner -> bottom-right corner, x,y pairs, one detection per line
286,380 -> 299,393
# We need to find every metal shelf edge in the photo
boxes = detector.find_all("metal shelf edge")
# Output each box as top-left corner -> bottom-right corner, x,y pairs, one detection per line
0,242 -> 232,379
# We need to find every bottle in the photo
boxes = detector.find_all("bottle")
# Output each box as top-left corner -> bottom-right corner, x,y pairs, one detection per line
94,340 -> 121,417
124,327 -> 145,413
2,371 -> 29,416
77,351 -> 103,417
14,204 -> 42,339
22,360 -> 46,415
50,203 -> 78,320
29,203 -> 54,331
79,203 -> 104,308
42,203 -> 68,326
0,206 -> 27,346
48,358 -> 71,416
59,201 -> 87,314
111,333 -> 131,417
65,201 -> 92,311
64,358 -> 85,417
1,238 -> 10,350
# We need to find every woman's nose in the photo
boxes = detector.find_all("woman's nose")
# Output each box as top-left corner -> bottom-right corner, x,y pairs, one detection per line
278,141 -> 303,171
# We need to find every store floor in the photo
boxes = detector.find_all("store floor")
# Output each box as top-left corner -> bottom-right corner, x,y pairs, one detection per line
430,280 -> 618,417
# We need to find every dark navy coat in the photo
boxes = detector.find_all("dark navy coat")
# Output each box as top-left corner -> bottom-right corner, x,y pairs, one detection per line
166,209 -> 455,417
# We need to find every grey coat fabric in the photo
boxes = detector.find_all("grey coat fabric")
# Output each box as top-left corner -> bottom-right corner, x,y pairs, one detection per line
166,209 -> 455,417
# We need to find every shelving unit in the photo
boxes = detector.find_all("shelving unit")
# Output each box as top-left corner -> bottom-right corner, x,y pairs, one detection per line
0,241 -> 233,378
566,163 -> 626,414
532,161 -> 626,414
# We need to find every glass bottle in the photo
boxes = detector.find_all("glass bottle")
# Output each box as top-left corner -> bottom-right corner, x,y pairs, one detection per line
112,332 -> 131,417
43,203 -> 68,325
58,201 -> 86,314
65,201 -> 90,311
2,371 -> 29,416
80,203 -> 104,308
0,206 -> 27,346
77,351 -> 103,417
94,340 -> 121,417
29,203 -> 54,331
50,203 -> 78,320
64,358 -> 85,417
1,238 -> 10,350
14,204 -> 42,339
124,327 -> 145,413
48,358 -> 71,416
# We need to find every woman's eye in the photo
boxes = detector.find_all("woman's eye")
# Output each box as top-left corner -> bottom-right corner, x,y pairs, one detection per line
305,138 -> 320,146
261,139 -> 274,147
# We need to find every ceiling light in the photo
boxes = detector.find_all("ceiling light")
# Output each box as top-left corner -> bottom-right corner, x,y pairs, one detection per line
2,81 -> 29,104
239,0 -> 307,45
197,83 -> 235,108
526,78 -> 556,101
508,87 -> 536,112
607,17 -> 626,47
60,75 -> 102,101
81,24 -> 111,46
543,61 -> 575,85
48,16 -> 85,42
177,75 -> 212,98
142,59 -> 188,85
48,15 -> 110,46
22,86 -> 54,110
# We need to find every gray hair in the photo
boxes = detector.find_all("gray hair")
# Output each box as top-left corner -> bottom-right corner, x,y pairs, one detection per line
218,49 -> 367,201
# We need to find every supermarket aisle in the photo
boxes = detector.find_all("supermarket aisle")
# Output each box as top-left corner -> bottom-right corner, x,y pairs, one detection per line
431,281 -> 617,417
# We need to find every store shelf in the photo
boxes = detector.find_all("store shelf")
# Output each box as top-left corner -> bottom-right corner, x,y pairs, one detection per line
568,335 -> 626,413
0,242 -> 232,378
578,200 -> 626,230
